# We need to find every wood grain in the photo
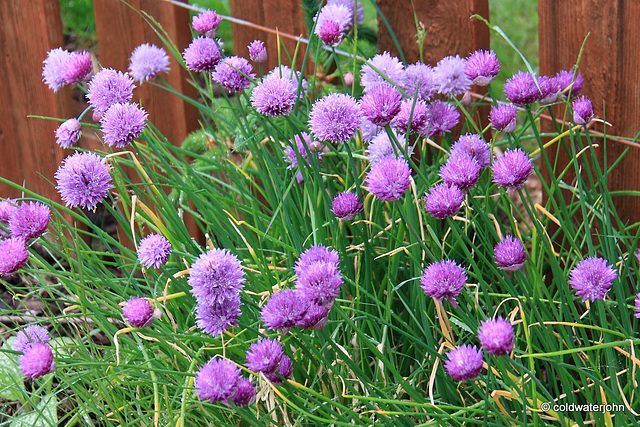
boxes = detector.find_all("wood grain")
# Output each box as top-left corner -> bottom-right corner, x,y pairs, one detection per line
539,0 -> 640,223
377,0 -> 490,65
0,0 -> 71,200
93,0 -> 198,147
228,0 -> 310,72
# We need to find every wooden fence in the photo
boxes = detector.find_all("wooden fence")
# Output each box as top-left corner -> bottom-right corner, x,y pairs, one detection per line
0,0 -> 638,222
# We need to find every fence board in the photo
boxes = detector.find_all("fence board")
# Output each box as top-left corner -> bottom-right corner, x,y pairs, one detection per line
539,0 -> 640,223
0,0 -> 71,200
93,0 -> 202,243
93,0 -> 198,147
228,0 -> 309,71
377,0 -> 490,64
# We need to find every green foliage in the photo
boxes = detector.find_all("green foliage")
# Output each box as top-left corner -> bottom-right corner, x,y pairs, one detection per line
3,1 -> 640,426
59,0 -> 96,42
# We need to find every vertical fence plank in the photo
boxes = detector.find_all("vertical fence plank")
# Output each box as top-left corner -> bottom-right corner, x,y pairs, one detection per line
228,0 -> 309,71
377,0 -> 490,64
93,0 -> 198,147
0,0 -> 71,200
539,0 -> 640,223
93,0 -> 202,243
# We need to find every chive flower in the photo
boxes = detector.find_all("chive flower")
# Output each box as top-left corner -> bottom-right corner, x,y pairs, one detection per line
19,343 -> 56,379
360,52 -> 404,90
13,325 -> 51,353
402,62 -> 436,100
232,379 -> 256,407
137,233 -> 171,269
195,295 -> 242,336
8,202 -> 51,240
55,152 -> 113,210
426,100 -> 459,136
314,4 -> 352,46
100,102 -> 148,148
331,192 -> 363,221
182,37 -> 222,72
504,71 -> 541,106
251,76 -> 297,116
433,55 -> 471,97
195,358 -> 241,403
366,156 -> 411,202
478,317 -> 515,356
129,43 -> 170,83
248,40 -> 267,64
464,49 -> 500,86
490,104 -> 517,133
212,56 -> 254,93
188,248 -> 245,305
491,148 -> 533,192
556,69 -> 584,98
572,96 -> 594,125
393,98 -> 429,135
569,256 -> 617,302
445,345 -> 483,381
439,153 -> 481,190
86,68 -> 135,118
494,235 -> 526,271
423,183 -> 464,219
122,296 -> 154,328
192,10 -> 222,37
55,118 -> 82,148
309,93 -> 362,143
450,134 -> 491,169
360,82 -> 402,127
0,238 -> 29,275
420,260 -> 468,307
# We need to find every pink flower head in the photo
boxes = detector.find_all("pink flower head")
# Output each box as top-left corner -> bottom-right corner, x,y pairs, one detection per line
491,148 -> 533,192
129,43 -> 170,83
0,238 -> 29,275
572,96 -> 594,125
192,10 -> 222,37
55,118 -> 82,148
251,76 -> 297,116
365,156 -> 411,201
490,104 -> 517,133
55,152 -> 113,210
13,325 -> 51,353
309,93 -> 362,143
183,37 -> 222,72
195,358 -> 241,403
100,102 -> 148,148
42,48 -> 72,92
465,50 -> 500,86
433,55 -> 471,97
248,40 -> 267,64
450,134 -> 491,169
402,63 -> 437,100
569,256 -> 617,302
9,202 -> 50,240
439,153 -> 481,190
360,52 -> 404,90
195,295 -> 242,336
445,345 -> 483,381
19,343 -> 55,379
478,317 -> 515,355
137,233 -> 171,269
504,71 -> 542,106
63,51 -> 92,84
494,235 -> 526,271
423,183 -> 464,219
420,260 -> 467,307
393,98 -> 429,135
87,69 -> 136,118
122,296 -> 154,328
360,82 -> 402,126
314,4 -> 352,46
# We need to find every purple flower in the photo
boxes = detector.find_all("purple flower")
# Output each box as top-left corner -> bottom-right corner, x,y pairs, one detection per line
261,289 -> 308,331
55,118 -> 82,148
444,345 -> 483,381
572,96 -> 594,125
137,233 -> 171,269
314,4 -> 352,46
556,69 -> 584,98
490,104 -> 517,133
122,296 -> 154,328
192,10 -> 222,37
267,65 -> 308,95
366,156 -> 411,201
360,83 -> 402,126
537,75 -> 561,104
420,260 -> 467,307
433,55 -> 471,97
426,101 -> 460,136
19,343 -> 55,379
494,235 -> 526,271
248,40 -> 267,64
87,69 -> 136,118
246,338 -> 284,373
195,295 -> 242,335
309,93 -> 362,143
504,72 -> 542,106
440,153 -> 481,190
367,131 -> 410,163
465,50 -> 500,86
0,199 -> 17,224
295,245 -> 340,277
63,51 -> 92,85
251,76 -> 297,116
55,152 -> 113,210
450,134 -> 491,169
42,48 -> 72,92
360,52 -> 404,90
195,358 -> 241,403
423,183 -> 464,219
331,192 -> 363,221
296,262 -> 343,305
296,301 -> 331,330
13,325 -> 51,353
393,98 -> 429,135
212,56 -> 254,93
100,102 -> 148,148
188,248 -> 245,305
634,293 -> 640,319
491,148 -> 533,192
478,317 -> 515,356
183,37 -> 222,72
129,43 -> 170,83
0,238 -> 29,275
231,379 -> 256,407
569,256 -> 617,302
9,202 -> 50,240
402,63 -> 436,100
327,0 -> 364,25
360,117 -> 381,142
264,355 -> 293,383
283,133 -> 322,183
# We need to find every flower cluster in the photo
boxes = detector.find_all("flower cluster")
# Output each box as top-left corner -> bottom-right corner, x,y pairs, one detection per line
245,338 -> 293,383
42,48 -> 92,92
13,325 -> 55,379
195,358 -> 256,406
0,200 -> 50,275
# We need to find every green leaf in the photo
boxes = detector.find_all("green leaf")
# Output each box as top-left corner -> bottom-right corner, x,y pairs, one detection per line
10,394 -> 58,427
0,337 -> 25,401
